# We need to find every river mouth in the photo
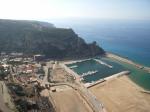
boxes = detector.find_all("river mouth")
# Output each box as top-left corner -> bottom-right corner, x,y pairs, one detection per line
66,57 -> 150,91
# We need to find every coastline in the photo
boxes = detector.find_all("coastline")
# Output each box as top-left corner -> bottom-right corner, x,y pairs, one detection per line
85,71 -> 130,88
106,52 -> 150,73
61,52 -> 150,91
89,75 -> 150,112
106,52 -> 150,91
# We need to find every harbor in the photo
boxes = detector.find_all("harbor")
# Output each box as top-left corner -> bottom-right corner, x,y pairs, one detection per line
63,53 -> 150,91
60,54 -> 150,112
66,57 -> 126,83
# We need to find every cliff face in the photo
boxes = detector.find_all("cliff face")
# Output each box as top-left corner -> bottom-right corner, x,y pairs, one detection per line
0,19 -> 105,59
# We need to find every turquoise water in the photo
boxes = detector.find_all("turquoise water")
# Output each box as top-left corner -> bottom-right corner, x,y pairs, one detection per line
67,57 -> 150,90
67,58 -> 126,82
107,58 -> 150,91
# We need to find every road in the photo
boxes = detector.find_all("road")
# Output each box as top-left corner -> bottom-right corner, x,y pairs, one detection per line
49,82 -> 105,112
40,62 -> 106,112
42,62 -> 52,85
60,63 -> 106,112
43,66 -> 48,82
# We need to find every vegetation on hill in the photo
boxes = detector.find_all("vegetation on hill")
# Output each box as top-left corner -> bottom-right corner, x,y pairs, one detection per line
0,19 -> 105,59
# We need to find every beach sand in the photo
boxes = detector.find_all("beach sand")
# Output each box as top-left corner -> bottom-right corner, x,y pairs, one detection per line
51,88 -> 93,112
89,75 -> 150,112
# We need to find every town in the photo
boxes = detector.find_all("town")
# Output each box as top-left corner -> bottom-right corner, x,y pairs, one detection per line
0,52 -> 106,112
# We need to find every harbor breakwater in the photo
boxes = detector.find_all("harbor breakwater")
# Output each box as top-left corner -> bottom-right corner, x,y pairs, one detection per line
106,53 -> 150,73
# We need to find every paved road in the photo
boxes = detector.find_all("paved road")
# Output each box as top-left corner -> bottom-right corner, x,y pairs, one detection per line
60,63 -> 106,112
42,62 -> 52,85
40,62 -> 106,112
43,66 -> 48,82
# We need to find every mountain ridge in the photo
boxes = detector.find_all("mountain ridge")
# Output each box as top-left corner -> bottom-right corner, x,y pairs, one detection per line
0,19 -> 105,59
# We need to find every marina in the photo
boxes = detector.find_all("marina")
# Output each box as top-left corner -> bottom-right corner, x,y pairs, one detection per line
65,55 -> 150,90
66,57 -> 127,83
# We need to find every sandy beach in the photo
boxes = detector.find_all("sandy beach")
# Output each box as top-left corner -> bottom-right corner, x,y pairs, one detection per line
60,52 -> 150,112
89,75 -> 150,112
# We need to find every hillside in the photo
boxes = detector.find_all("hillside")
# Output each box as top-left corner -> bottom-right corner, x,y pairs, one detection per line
0,19 -> 105,59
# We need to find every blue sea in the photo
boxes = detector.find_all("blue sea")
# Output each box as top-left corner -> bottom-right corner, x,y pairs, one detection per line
48,19 -> 150,90
50,19 -> 150,67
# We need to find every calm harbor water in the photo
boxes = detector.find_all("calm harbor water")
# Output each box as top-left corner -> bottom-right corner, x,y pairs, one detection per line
67,58 -> 126,82
67,57 -> 150,91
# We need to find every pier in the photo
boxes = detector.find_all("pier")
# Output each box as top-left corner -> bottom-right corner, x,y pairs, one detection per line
64,58 -> 92,65
104,71 -> 130,80
69,65 -> 78,69
80,70 -> 98,77
85,71 -> 130,88
94,59 -> 113,68
106,53 -> 150,73
84,79 -> 106,88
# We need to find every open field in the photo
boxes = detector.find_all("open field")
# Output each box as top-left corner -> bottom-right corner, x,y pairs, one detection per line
50,88 -> 93,112
50,64 -> 74,83
89,75 -> 150,112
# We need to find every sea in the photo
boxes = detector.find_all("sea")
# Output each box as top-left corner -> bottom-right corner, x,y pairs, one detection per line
51,19 -> 150,67
49,19 -> 150,90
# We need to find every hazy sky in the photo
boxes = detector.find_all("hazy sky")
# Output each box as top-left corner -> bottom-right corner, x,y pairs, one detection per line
0,0 -> 150,20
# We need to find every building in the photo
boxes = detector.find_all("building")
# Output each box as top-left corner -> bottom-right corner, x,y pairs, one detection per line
34,55 -> 45,61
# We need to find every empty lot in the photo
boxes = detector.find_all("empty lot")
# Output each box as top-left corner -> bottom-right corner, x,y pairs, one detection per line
51,88 -> 93,112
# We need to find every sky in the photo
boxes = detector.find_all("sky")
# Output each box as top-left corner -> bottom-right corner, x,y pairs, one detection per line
0,0 -> 150,21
